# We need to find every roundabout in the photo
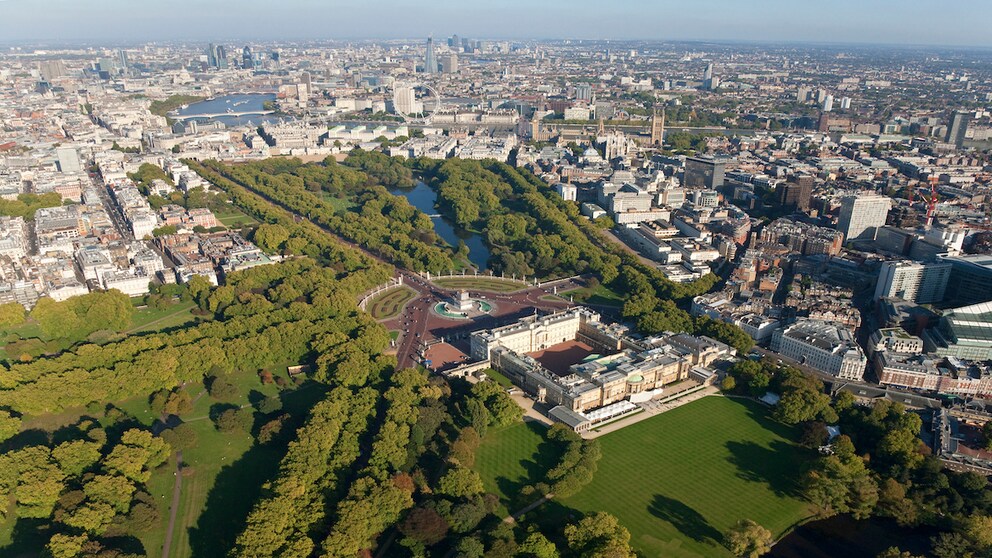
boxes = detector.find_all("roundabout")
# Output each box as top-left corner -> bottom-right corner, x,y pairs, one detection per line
432,290 -> 494,320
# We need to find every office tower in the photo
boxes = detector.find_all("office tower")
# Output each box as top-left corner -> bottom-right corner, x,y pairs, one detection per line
96,57 -> 116,74
117,49 -> 128,73
650,107 -> 665,147
56,146 -> 82,174
217,45 -> 228,69
776,175 -> 813,211
38,60 -> 66,81
301,71 -> 312,95
451,34 -> 460,50
837,194 -> 891,242
575,83 -> 592,102
874,261 -> 952,303
703,63 -> 713,81
840,97 -> 851,110
393,85 -> 417,115
424,36 -> 438,74
942,255 -> 992,306
441,54 -> 458,73
946,110 -> 972,148
683,156 -> 726,189
207,44 -> 218,67
822,95 -> 834,112
242,46 -> 253,68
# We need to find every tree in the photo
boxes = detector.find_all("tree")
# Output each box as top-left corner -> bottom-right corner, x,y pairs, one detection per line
437,466 -> 484,499
519,531 -> 559,558
160,423 -> 198,451
725,519 -> 773,558
564,512 -> 636,558
0,410 -> 21,444
253,223 -> 290,253
799,421 -> 829,449
46,533 -> 89,558
720,375 -> 736,392
206,375 -> 239,401
51,440 -> 102,477
399,507 -> 449,546
257,396 -> 283,415
214,407 -> 253,433
0,301 -> 26,328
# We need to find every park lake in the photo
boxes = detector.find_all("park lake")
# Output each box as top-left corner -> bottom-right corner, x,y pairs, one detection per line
388,180 -> 491,270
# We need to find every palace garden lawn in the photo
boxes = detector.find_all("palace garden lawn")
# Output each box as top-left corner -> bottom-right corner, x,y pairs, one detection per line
475,396 -> 814,558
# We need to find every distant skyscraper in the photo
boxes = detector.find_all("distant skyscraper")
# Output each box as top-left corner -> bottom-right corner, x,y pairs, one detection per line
424,36 -> 438,74
207,44 -> 228,69
575,83 -> 592,102
441,53 -> 458,74
117,49 -> 128,73
38,60 -> 66,81
703,63 -> 713,81
797,86 -> 811,102
242,46 -> 253,69
946,110 -> 972,148
822,95 -> 834,112
451,34 -> 460,50
837,194 -> 891,242
393,85 -> 418,116
839,97 -> 851,110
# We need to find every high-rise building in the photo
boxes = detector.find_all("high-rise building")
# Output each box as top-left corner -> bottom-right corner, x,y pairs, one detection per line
839,97 -> 851,110
38,60 -> 66,81
837,194 -> 891,242
242,46 -> 253,69
575,83 -> 592,102
423,36 -> 438,74
56,146 -> 82,174
440,53 -> 458,74
703,63 -> 713,81
942,255 -> 992,307
776,175 -> 813,211
797,86 -> 811,102
874,260 -> 952,303
946,110 -> 972,148
683,156 -> 726,189
451,34 -> 460,50
207,44 -> 227,69
117,49 -> 128,73
393,85 -> 419,116
822,95 -> 834,112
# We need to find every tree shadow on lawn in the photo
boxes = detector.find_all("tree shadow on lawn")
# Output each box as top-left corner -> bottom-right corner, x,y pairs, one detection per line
493,422 -> 561,508
725,439 -> 802,498
187,440 -> 285,558
647,494 -> 723,545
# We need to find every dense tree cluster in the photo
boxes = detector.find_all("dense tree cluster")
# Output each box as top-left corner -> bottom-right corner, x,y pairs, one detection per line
29,289 -> 134,341
727,359 -> 837,425
194,158 -> 455,273
126,163 -> 174,195
535,424 -> 602,498
0,421 -> 170,557
0,192 -> 63,220
343,149 -> 415,188
0,258 -> 389,416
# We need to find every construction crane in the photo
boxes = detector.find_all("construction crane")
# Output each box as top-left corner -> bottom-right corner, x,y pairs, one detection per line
925,175 -> 939,229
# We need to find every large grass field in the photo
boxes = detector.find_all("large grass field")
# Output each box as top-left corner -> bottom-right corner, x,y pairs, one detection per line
474,420 -> 561,516
551,396 -> 813,558
433,276 -> 528,293
561,282 -> 625,307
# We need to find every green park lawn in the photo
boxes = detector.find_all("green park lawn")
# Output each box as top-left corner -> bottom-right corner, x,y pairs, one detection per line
433,276 -> 527,293
561,283 -> 625,307
551,396 -> 813,558
474,420 -> 561,517
128,300 -> 200,334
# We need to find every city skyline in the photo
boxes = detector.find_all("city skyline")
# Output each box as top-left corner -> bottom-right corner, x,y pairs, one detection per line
2,0 -> 992,48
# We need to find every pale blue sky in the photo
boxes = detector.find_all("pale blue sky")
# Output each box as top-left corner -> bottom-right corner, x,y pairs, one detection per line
1,0 -> 990,47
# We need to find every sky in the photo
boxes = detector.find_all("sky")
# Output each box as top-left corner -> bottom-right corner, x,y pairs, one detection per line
1,0 -> 991,48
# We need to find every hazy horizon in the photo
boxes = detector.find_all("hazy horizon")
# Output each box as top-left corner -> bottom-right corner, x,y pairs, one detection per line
2,0 -> 992,49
